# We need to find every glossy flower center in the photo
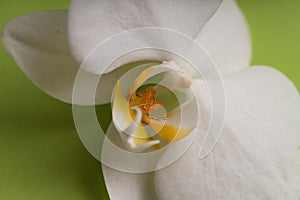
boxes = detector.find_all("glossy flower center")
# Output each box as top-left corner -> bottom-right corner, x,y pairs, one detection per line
129,87 -> 163,125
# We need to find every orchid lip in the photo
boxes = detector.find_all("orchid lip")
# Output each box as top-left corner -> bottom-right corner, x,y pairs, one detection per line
112,60 -> 199,153
122,106 -> 160,152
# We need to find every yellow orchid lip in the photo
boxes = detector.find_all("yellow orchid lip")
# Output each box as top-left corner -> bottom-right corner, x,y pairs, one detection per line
112,61 -> 198,152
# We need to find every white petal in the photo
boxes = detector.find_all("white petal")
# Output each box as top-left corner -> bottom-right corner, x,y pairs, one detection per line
2,11 -> 144,105
195,0 -> 252,75
102,123 -> 158,200
102,165 -> 156,200
1,10 -> 79,103
154,66 -> 300,199
68,0 -> 223,73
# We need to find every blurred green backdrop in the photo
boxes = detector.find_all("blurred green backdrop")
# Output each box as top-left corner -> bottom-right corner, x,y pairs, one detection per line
0,0 -> 299,199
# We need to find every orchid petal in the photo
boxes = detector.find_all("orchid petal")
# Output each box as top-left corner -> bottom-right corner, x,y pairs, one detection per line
1,10 -> 129,105
101,122 -> 158,200
195,0 -> 252,75
102,126 -> 158,200
68,0 -> 224,73
102,165 -> 156,200
154,66 -> 300,199
1,10 -> 79,103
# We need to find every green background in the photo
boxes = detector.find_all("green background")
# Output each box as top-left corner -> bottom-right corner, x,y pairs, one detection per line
0,0 -> 299,199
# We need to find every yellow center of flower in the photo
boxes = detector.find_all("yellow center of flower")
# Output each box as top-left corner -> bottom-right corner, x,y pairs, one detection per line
129,87 -> 163,125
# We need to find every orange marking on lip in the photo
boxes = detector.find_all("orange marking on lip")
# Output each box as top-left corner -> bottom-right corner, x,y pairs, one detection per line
129,87 -> 163,125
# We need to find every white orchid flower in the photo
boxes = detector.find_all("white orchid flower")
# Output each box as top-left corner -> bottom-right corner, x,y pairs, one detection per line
2,0 -> 299,200
111,60 -> 197,152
